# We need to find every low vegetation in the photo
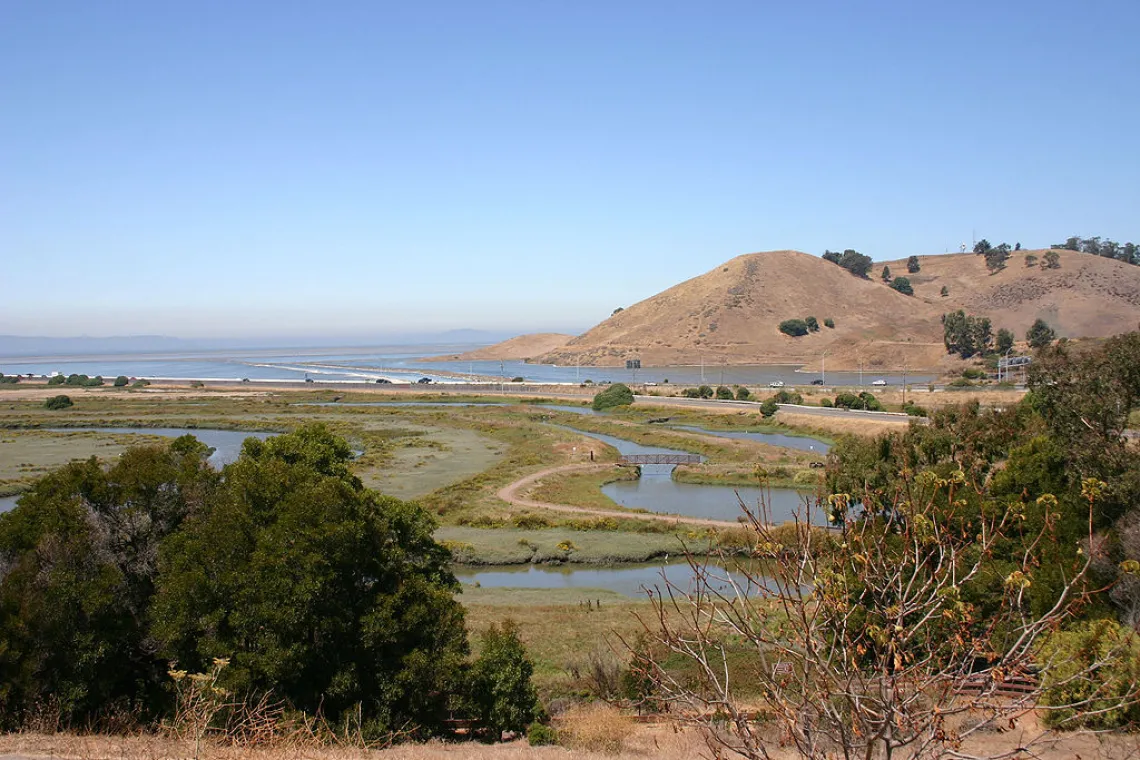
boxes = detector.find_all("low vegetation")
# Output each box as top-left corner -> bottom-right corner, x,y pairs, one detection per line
591,382 -> 634,411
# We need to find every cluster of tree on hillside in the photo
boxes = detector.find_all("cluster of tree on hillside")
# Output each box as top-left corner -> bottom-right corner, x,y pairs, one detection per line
822,249 -> 872,278
779,315 -> 827,336
634,333 -> 1140,758
0,426 -> 538,740
1053,236 -> 1139,265
943,310 -> 1055,359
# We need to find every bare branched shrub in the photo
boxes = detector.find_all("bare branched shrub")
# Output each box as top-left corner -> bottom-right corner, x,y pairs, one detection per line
629,475 -> 1140,760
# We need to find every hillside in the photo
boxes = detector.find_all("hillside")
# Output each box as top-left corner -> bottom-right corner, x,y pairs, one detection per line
881,248 -> 1140,339
425,332 -> 574,362
535,249 -> 1140,370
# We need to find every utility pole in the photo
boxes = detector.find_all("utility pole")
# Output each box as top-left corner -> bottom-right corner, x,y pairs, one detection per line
858,356 -> 863,390
902,357 -> 908,406
500,359 -> 505,394
821,351 -> 827,386
700,355 -> 705,385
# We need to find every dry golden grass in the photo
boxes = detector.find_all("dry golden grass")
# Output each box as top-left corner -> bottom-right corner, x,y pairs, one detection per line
554,703 -> 635,754
775,411 -> 909,438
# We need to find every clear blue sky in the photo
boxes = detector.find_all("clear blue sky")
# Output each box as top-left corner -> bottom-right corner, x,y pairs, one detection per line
3,1 -> 1138,339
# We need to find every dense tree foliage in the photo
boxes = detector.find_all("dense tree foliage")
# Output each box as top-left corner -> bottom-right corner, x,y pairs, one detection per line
591,383 -> 634,411
888,276 -> 913,295
906,255 -> 920,273
43,394 -> 73,410
832,391 -> 883,411
0,437 -> 216,727
828,332 -> 1140,623
715,385 -> 734,400
941,310 -> 992,358
466,622 -> 538,738
881,265 -> 891,282
996,328 -> 1015,354
779,319 -> 809,337
822,249 -> 873,278
1026,318 -> 1056,349
0,425 -> 526,740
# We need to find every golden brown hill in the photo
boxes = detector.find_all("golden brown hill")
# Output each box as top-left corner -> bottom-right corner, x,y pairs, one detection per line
881,248 -> 1140,339
424,333 -> 574,362
538,250 -> 946,370
536,248 -> 1140,371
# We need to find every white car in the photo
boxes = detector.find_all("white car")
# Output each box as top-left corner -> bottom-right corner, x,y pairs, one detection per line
871,379 -> 887,386
768,381 -> 785,388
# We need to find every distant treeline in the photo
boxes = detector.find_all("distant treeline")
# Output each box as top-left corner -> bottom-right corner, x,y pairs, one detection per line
1052,236 -> 1138,265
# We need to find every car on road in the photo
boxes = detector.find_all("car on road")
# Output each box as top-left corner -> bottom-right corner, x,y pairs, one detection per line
768,381 -> 785,388
871,379 -> 887,386
810,379 -> 824,385
375,378 -> 392,384
416,377 -> 433,384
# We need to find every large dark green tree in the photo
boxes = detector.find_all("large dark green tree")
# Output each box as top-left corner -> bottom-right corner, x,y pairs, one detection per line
0,437 -> 215,727
151,425 -> 468,737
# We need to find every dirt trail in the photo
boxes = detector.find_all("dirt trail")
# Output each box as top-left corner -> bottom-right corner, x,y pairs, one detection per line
496,462 -> 739,529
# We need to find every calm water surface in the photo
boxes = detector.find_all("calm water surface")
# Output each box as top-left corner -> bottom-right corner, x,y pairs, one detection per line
672,425 -> 830,453
454,561 -> 773,598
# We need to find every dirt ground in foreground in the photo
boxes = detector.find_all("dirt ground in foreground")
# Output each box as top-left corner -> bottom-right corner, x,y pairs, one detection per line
2,718 -> 1138,760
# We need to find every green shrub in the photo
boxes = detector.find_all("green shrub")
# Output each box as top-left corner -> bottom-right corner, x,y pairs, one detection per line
592,383 -> 634,411
113,375 -> 129,387
1039,619 -> 1140,729
824,318 -> 835,329
528,722 -> 559,746
131,379 -> 150,388
43,394 -> 73,410
715,386 -> 734,400
760,399 -> 778,418
804,316 -> 820,332
772,390 -> 803,405
0,373 -> 19,385
889,276 -> 914,295
779,319 -> 809,337
468,621 -> 539,738
734,386 -> 751,400
681,388 -> 701,398
820,397 -> 833,407
47,374 -> 66,385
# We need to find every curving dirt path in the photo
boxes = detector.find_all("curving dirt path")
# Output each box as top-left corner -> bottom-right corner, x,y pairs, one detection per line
496,462 -> 740,529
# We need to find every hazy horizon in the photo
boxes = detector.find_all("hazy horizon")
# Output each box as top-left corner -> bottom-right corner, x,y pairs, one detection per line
3,1 -> 1137,337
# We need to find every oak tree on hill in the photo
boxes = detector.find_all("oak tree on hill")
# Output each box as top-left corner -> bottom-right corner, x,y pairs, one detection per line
906,255 -> 920,273
1027,318 -> 1056,349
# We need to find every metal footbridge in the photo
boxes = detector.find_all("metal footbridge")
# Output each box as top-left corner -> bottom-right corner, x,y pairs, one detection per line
620,454 -> 701,465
